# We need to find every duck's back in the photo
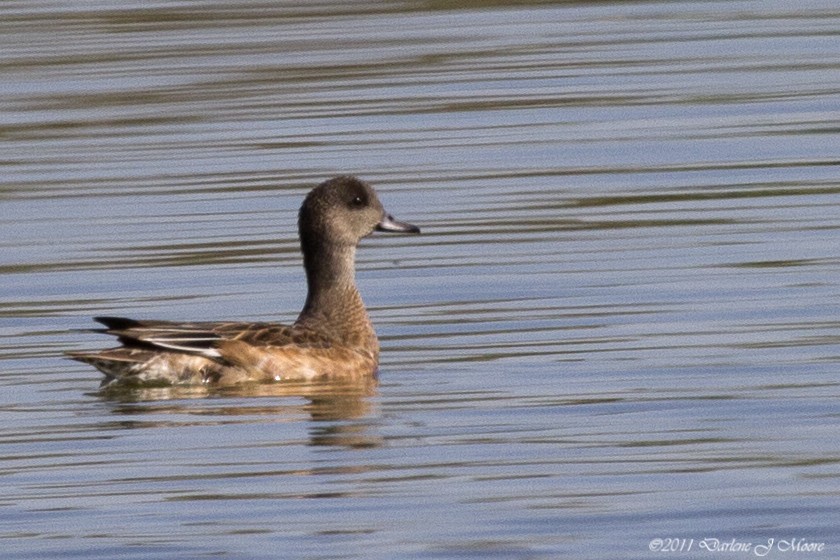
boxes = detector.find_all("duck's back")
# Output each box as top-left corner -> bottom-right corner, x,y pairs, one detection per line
67,316 -> 378,386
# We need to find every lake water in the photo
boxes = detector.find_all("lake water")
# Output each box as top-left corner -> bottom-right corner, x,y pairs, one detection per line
2,1 -> 840,558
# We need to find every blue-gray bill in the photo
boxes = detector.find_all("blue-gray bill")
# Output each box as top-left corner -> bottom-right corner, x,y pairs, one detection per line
377,213 -> 420,234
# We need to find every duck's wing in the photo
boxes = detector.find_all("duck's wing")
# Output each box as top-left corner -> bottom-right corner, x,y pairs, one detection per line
91,316 -> 333,359
90,316 -> 223,357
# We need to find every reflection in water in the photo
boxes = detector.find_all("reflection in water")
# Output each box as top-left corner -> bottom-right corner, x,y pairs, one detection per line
100,377 -> 380,448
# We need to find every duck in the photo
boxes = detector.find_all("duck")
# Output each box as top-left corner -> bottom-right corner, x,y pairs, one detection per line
67,176 -> 420,387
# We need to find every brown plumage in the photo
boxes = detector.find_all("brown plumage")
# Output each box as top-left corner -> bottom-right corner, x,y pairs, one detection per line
66,176 -> 420,387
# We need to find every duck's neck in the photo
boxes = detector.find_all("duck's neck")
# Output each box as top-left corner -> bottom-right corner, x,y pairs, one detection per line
295,244 -> 378,357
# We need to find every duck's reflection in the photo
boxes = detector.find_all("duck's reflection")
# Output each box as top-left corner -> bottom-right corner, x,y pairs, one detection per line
97,377 -> 381,449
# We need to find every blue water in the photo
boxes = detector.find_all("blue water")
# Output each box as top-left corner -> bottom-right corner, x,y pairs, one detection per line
2,1 -> 840,558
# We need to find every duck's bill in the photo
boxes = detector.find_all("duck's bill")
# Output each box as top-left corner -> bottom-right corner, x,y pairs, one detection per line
376,214 -> 420,234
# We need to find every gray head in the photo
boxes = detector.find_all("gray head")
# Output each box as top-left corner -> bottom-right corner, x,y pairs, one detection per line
298,176 -> 419,251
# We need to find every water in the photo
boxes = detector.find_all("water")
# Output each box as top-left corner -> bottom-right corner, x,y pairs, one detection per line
3,1 -> 840,558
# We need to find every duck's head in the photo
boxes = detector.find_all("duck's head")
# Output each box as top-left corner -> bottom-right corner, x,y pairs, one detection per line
299,176 -> 419,250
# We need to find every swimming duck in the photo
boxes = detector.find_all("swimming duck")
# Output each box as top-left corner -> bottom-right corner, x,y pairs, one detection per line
67,176 -> 420,387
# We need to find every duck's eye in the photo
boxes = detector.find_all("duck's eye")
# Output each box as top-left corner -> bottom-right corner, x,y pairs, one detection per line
349,194 -> 367,208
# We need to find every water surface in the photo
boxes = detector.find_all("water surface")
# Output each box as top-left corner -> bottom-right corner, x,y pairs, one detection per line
2,1 -> 840,559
